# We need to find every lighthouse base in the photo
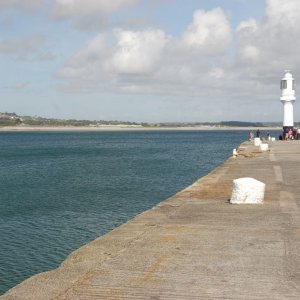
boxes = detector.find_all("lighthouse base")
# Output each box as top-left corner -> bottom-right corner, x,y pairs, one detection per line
283,126 -> 293,134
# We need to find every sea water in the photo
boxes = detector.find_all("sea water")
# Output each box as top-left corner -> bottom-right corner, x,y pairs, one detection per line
0,130 -> 261,294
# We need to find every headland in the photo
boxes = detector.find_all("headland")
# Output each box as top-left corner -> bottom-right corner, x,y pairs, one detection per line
1,140 -> 300,299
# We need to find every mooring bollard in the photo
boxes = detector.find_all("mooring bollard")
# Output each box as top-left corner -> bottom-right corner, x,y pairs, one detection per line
232,148 -> 238,157
254,137 -> 261,146
230,177 -> 265,204
259,143 -> 269,151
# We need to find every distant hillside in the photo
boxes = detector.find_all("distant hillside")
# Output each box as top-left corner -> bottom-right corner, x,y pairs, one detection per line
220,121 -> 265,127
0,112 -> 141,127
0,112 -> 22,126
0,112 -> 292,128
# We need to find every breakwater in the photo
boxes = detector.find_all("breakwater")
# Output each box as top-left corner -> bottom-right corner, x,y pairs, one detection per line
2,140 -> 300,299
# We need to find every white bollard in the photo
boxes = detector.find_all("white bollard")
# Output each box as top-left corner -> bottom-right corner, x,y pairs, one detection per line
259,143 -> 269,151
233,148 -> 238,157
254,137 -> 261,146
230,177 -> 265,204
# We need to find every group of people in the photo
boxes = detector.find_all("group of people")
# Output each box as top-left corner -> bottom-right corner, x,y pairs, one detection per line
249,128 -> 299,141
248,129 -> 270,141
279,128 -> 298,140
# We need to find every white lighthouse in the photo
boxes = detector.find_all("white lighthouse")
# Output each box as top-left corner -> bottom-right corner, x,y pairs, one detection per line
280,70 -> 296,133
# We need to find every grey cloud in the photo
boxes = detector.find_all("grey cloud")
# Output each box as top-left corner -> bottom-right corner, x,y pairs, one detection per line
74,15 -> 155,32
74,16 -> 109,32
52,0 -> 138,19
0,33 -> 44,60
0,0 -> 43,11
145,0 -> 173,5
118,16 -> 159,30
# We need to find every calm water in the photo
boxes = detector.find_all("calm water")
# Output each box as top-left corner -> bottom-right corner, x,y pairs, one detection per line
0,130 -> 249,294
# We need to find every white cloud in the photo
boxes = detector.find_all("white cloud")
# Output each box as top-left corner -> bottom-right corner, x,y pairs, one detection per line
56,1 -> 300,122
57,8 -> 234,95
236,18 -> 258,33
3,1 -> 300,122
59,29 -> 169,76
181,8 -> 232,54
58,34 -> 109,80
236,0 -> 300,74
58,29 -> 170,93
265,0 -> 300,27
0,0 -> 42,11
52,0 -> 138,18
111,29 -> 169,74
209,67 -> 225,79
239,45 -> 260,61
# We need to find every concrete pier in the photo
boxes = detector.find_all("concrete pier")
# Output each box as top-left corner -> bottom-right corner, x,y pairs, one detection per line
2,141 -> 300,299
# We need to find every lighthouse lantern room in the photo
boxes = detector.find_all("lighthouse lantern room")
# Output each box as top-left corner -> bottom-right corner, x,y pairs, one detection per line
280,70 -> 296,134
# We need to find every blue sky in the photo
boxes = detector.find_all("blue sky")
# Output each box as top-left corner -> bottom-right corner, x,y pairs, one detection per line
0,0 -> 299,122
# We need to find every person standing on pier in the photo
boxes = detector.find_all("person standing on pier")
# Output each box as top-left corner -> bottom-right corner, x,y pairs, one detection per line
249,131 -> 254,141
256,129 -> 260,138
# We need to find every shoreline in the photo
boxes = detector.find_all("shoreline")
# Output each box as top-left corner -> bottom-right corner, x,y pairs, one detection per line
0,125 -> 282,132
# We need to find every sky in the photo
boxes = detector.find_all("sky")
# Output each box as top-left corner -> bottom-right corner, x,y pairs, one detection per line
0,0 -> 299,123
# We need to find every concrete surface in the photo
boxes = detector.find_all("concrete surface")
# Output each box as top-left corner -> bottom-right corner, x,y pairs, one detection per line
2,141 -> 300,299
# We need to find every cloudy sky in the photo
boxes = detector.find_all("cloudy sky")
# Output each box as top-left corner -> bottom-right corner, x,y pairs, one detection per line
0,0 -> 299,122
